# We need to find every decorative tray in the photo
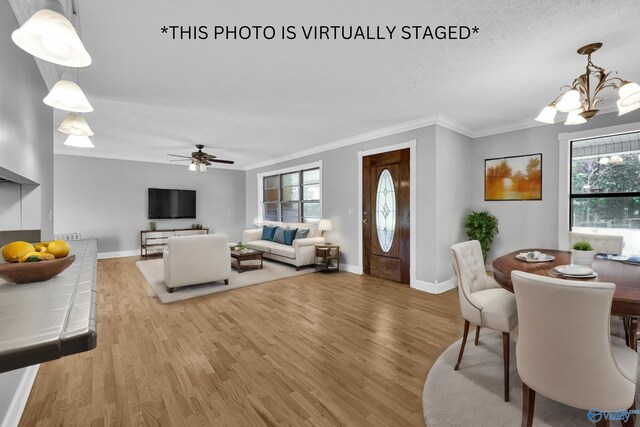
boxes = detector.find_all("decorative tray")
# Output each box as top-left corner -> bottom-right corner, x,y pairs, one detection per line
516,253 -> 555,263
0,255 -> 76,284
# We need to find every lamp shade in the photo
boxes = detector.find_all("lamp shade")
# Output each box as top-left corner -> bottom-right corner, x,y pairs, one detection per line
63,135 -> 94,148
43,80 -> 93,112
618,99 -> 640,116
318,219 -> 333,231
534,105 -> 557,124
556,90 -> 582,113
56,113 -> 93,136
11,7 -> 91,68
619,82 -> 640,108
189,162 -> 196,171
565,109 -> 587,125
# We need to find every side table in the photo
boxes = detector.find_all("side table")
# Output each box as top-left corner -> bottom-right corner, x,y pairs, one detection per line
315,244 -> 340,272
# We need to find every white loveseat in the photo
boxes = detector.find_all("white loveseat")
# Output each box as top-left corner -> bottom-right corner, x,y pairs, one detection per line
242,222 -> 325,270
163,234 -> 231,292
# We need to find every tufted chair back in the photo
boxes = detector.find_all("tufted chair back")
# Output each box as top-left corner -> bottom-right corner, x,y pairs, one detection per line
450,240 -> 495,326
512,271 -> 636,411
569,231 -> 623,254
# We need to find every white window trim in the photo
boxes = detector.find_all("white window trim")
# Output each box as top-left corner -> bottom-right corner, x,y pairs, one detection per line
558,121 -> 640,250
256,160 -> 323,225
357,140 -> 417,287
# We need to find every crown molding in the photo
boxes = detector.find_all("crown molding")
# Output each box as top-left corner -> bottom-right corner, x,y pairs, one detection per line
244,114 -> 472,171
53,148 -> 244,171
472,103 -> 620,139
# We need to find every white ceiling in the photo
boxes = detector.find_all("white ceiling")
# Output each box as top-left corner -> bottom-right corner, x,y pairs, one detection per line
47,0 -> 640,169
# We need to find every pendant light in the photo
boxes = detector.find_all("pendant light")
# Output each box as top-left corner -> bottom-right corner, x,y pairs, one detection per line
189,162 -> 197,171
536,43 -> 640,125
56,113 -> 93,136
43,80 -> 93,112
63,135 -> 94,148
11,0 -> 91,68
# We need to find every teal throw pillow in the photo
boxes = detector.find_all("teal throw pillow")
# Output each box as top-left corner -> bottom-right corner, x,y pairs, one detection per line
261,225 -> 277,241
284,228 -> 298,245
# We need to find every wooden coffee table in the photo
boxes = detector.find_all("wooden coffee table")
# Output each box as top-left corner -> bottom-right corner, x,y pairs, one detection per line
230,249 -> 264,272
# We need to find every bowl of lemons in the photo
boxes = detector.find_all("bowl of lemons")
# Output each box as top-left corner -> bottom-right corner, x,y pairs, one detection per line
0,240 -> 75,284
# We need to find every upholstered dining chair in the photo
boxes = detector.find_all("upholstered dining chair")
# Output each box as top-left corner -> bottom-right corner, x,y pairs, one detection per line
512,271 -> 637,427
569,231 -> 624,254
450,240 -> 518,402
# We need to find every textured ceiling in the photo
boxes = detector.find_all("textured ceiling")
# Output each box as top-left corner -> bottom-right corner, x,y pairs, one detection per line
50,0 -> 640,168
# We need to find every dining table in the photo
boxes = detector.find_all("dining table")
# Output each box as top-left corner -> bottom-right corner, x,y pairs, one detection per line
492,249 -> 640,351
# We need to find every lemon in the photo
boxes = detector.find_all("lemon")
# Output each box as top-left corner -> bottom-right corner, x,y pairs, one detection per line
1,241 -> 36,263
45,240 -> 70,259
34,242 -> 52,252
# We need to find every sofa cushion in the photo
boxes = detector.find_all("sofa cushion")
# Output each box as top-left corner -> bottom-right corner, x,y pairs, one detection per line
295,228 -> 309,240
273,226 -> 286,244
271,245 -> 295,259
261,225 -> 277,241
284,228 -> 298,245
247,240 -> 280,253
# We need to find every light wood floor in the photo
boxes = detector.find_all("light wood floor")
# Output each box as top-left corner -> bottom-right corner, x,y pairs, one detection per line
20,257 -> 462,426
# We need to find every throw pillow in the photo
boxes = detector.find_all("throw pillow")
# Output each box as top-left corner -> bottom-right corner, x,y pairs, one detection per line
295,228 -> 310,240
261,225 -> 277,241
284,228 -> 298,245
273,226 -> 287,244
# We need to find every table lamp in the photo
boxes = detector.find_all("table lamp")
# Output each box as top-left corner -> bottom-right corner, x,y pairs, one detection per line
318,219 -> 332,239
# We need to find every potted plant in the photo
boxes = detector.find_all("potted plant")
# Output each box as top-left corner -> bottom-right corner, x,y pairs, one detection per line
464,211 -> 499,263
235,242 -> 247,252
571,241 -> 595,267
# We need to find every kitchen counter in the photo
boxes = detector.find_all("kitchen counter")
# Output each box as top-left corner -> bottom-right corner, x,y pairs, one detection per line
0,240 -> 97,373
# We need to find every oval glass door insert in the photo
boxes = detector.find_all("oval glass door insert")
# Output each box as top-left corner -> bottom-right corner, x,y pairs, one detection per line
376,169 -> 396,252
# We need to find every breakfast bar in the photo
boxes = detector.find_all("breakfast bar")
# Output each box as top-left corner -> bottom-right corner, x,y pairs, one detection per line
0,240 -> 98,373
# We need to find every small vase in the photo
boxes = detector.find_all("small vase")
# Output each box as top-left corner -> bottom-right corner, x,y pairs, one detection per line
571,249 -> 596,267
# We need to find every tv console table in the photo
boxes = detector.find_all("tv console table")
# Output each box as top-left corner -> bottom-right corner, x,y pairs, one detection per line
140,228 -> 209,259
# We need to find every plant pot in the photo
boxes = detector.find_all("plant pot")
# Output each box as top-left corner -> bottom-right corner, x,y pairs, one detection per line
571,249 -> 596,267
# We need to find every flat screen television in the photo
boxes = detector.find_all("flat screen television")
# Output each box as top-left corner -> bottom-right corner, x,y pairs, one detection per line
148,188 -> 196,219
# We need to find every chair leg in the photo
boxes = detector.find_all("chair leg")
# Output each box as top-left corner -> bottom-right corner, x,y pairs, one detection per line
623,316 -> 630,346
224,279 -> 229,285
454,320 -> 470,371
622,399 -> 635,427
475,325 -> 481,346
168,287 -> 174,293
503,332 -> 510,402
522,383 -> 536,427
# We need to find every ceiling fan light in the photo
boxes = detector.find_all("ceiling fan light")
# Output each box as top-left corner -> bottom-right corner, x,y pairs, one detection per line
619,82 -> 640,107
199,163 -> 207,173
564,109 -> 587,125
44,80 -> 93,112
557,90 -> 582,113
11,5 -> 92,68
189,162 -> 196,171
56,113 -> 93,136
63,135 -> 94,148
617,99 -> 640,116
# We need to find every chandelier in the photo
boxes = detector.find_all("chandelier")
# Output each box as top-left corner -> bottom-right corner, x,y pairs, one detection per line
535,43 -> 640,125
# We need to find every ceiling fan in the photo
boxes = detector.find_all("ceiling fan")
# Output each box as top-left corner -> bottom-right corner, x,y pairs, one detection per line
167,144 -> 235,172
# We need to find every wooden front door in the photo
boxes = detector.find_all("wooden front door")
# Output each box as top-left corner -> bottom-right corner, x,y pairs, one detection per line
363,149 -> 410,284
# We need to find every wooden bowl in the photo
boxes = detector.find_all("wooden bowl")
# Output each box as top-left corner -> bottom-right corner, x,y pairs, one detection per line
0,255 -> 76,284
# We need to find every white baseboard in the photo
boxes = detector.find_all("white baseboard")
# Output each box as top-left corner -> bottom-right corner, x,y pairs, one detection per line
97,250 -> 139,259
1,364 -> 39,427
341,264 -> 361,274
412,276 -> 458,294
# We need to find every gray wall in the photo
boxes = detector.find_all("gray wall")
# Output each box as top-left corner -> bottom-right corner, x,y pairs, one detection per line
472,111 -> 640,263
0,2 -> 53,423
246,124 -> 474,283
0,2 -> 53,240
54,155 -> 246,254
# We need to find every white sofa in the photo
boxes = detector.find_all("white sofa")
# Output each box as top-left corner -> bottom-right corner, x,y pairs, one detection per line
163,234 -> 231,292
242,222 -> 325,270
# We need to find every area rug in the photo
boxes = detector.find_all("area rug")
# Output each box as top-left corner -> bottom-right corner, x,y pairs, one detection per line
136,258 -> 313,303
423,324 -> 637,427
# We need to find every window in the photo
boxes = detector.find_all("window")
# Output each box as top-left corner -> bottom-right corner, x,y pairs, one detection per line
261,166 -> 321,223
570,131 -> 640,254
